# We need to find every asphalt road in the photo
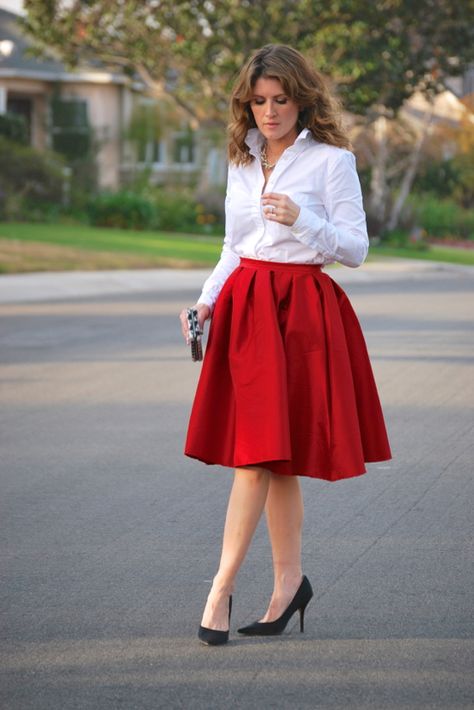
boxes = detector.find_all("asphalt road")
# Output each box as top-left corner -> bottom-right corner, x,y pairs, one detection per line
1,261 -> 473,709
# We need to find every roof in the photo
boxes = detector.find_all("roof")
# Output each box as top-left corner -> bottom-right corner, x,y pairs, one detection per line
401,89 -> 474,132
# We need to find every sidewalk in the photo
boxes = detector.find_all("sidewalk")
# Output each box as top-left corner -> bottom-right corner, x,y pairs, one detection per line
0,257 -> 472,304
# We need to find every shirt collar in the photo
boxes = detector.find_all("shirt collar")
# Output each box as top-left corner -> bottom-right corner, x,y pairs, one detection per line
245,127 -> 312,157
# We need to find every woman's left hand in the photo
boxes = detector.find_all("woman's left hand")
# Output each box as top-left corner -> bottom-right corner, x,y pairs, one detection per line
261,192 -> 300,226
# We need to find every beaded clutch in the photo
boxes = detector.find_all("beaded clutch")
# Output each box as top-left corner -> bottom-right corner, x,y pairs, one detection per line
186,308 -> 203,362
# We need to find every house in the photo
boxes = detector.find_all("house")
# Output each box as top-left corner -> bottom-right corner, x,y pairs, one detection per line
400,88 -> 474,160
0,6 -> 224,190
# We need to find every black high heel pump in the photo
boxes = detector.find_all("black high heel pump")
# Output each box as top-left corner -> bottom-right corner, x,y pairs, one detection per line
237,575 -> 313,636
198,594 -> 232,646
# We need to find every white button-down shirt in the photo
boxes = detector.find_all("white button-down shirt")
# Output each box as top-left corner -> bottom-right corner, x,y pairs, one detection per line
198,127 -> 369,309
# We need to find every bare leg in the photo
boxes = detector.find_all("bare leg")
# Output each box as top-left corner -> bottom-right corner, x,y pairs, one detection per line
200,466 -> 271,630
259,472 -> 304,622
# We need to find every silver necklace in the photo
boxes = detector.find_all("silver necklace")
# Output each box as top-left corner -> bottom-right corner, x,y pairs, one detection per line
260,142 -> 277,170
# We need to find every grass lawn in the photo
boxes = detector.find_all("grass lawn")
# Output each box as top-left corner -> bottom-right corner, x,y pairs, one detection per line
0,222 -> 473,273
368,244 -> 474,266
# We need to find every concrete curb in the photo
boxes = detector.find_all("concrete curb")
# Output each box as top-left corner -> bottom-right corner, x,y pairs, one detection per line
0,258 -> 472,304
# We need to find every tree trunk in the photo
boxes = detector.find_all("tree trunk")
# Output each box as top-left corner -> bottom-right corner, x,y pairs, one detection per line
368,116 -> 390,233
386,109 -> 434,232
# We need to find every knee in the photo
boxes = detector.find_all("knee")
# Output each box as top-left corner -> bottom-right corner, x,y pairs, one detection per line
270,471 -> 299,487
236,465 -> 270,485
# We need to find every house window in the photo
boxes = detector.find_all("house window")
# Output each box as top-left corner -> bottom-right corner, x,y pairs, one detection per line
7,96 -> 32,143
130,100 -> 165,166
51,98 -> 91,159
172,130 -> 196,164
138,137 -> 164,165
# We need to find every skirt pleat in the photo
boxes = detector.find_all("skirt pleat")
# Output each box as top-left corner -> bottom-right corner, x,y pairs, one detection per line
185,258 -> 391,481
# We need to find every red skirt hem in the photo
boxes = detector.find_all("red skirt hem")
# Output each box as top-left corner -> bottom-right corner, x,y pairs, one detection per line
184,451 -> 374,482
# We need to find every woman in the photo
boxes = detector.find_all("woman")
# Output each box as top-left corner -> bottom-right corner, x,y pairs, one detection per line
179,44 -> 391,646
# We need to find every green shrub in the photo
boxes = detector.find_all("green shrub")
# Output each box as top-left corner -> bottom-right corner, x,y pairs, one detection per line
381,228 -> 429,250
0,112 -> 29,145
86,191 -> 157,230
414,154 -> 473,209
409,195 -> 474,240
152,190 -> 197,231
0,137 -> 65,221
151,188 -> 224,233
85,186 -> 225,233
414,159 -> 461,201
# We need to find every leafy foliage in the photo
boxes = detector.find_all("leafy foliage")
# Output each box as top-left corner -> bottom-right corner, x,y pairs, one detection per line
22,0 -> 474,122
86,191 -> 158,230
0,137 -> 65,220
414,159 -> 466,201
0,112 -> 29,145
409,194 -> 474,240
85,188 -> 224,232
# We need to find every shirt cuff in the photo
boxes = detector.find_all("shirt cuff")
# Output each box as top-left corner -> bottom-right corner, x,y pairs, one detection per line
196,293 -> 215,313
290,205 -> 336,260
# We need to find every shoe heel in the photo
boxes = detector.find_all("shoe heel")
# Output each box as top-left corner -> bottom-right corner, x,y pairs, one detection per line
237,575 -> 313,637
299,602 -> 309,633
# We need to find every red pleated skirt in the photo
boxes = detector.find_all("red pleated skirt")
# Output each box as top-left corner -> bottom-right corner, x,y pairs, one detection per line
185,257 -> 391,481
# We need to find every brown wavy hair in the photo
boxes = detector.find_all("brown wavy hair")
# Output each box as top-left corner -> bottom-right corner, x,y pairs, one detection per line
228,44 -> 350,165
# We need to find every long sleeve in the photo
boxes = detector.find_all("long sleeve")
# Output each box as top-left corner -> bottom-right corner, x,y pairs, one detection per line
290,151 -> 369,267
197,191 -> 240,311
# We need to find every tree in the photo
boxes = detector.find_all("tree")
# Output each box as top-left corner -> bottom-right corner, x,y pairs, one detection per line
22,1 -> 474,122
22,0 -> 474,229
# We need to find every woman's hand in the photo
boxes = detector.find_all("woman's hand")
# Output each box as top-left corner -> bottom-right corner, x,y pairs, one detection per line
261,192 -> 300,226
179,302 -> 211,344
